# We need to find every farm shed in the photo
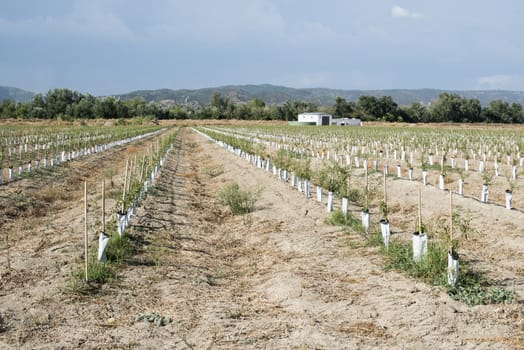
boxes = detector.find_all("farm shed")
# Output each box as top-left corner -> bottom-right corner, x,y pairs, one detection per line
297,112 -> 332,126
331,118 -> 362,126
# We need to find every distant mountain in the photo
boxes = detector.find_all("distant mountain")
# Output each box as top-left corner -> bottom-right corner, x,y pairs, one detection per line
117,84 -> 524,107
3,84 -> 524,107
0,86 -> 34,103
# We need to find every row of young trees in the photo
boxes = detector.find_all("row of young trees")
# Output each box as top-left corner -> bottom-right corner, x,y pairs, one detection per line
1,88 -> 524,123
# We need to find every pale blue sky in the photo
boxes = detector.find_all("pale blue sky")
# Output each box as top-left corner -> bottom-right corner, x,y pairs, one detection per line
1,0 -> 523,95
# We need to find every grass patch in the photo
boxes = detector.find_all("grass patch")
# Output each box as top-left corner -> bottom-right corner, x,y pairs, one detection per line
326,209 -> 364,234
146,245 -> 169,267
382,239 -> 447,285
218,182 -> 261,215
105,234 -> 134,263
63,255 -> 116,295
380,238 -> 515,306
73,254 -> 116,284
366,231 -> 385,247
64,233 -> 133,295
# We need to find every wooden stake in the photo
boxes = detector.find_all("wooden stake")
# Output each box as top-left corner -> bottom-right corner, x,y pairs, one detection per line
449,190 -> 453,249
365,162 -> 368,192
139,155 -> 146,183
126,159 -> 133,194
122,158 -> 129,213
418,188 -> 422,232
134,154 -> 138,177
365,163 -> 369,208
6,229 -> 10,270
102,180 -> 106,233
383,171 -> 387,204
84,181 -> 88,282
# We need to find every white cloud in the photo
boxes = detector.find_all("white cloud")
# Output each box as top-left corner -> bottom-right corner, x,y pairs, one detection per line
0,1 -> 132,40
391,5 -> 424,19
476,74 -> 524,90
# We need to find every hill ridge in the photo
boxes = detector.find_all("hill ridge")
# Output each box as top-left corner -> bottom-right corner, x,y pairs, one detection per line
0,86 -> 35,103
3,84 -> 524,106
116,84 -> 524,106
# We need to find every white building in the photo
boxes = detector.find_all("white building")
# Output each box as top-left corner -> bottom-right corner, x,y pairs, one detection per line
331,118 -> 362,126
297,112 -> 332,126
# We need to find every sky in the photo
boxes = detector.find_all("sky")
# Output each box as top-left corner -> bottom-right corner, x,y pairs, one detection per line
1,0 -> 524,95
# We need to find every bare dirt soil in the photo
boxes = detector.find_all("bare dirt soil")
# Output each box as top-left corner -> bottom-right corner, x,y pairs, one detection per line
0,128 -> 523,349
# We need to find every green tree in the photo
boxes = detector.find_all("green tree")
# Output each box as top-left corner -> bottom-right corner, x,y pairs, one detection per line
357,96 -> 381,120
461,98 -> 481,122
430,93 -> 481,122
481,100 -> 515,123
251,98 -> 265,109
73,94 -> 96,119
0,99 -> 17,119
357,95 -> 400,121
332,96 -> 354,118
170,105 -> 188,119
124,97 -> 147,118
211,91 -> 226,110
403,102 -> 430,123
510,103 -> 524,123
45,88 -> 82,118
275,101 -> 295,121
95,97 -> 119,119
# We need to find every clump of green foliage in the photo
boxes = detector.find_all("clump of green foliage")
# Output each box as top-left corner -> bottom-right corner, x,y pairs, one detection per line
373,234 -> 515,306
326,209 -> 364,234
218,182 -> 261,215
105,234 -> 133,263
203,164 -> 225,178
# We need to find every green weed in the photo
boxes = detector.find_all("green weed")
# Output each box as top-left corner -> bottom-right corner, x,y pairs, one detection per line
218,182 -> 261,215
105,234 -> 133,263
326,209 -> 364,234
203,164 -> 225,178
381,238 -> 515,306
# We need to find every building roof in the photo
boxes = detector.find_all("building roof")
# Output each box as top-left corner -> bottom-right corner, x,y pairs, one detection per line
298,112 -> 332,116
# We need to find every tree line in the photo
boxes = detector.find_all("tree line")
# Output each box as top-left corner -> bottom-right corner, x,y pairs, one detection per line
1,88 -> 523,123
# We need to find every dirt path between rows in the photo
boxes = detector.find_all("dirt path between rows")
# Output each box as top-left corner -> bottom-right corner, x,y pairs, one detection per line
1,128 -> 523,349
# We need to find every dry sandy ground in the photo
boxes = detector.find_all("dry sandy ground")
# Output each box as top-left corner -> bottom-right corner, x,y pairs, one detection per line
0,128 -> 523,349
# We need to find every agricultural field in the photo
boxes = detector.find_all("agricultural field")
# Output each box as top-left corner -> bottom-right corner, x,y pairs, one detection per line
0,121 -> 523,349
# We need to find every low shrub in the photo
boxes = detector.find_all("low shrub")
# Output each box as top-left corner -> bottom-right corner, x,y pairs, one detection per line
218,182 -> 261,215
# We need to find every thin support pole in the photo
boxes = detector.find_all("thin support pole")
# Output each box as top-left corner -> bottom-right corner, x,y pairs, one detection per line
126,159 -> 133,194
449,190 -> 453,250
139,155 -> 146,183
365,163 -> 369,208
84,181 -> 88,282
102,180 -> 106,233
122,158 -> 129,213
418,188 -> 422,232
383,171 -> 387,204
